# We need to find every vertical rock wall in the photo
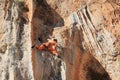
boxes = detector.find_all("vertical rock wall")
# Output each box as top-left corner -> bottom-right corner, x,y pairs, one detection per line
51,0 -> 120,80
0,0 -> 34,80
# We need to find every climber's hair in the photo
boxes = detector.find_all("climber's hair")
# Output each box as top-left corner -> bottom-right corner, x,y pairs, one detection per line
53,39 -> 57,42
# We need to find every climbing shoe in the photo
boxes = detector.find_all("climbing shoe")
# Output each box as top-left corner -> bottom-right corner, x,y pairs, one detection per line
31,45 -> 35,48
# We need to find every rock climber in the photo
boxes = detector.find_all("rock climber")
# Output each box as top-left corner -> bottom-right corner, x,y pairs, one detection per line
32,38 -> 58,56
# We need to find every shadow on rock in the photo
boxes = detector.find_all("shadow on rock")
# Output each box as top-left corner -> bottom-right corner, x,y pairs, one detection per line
62,26 -> 111,80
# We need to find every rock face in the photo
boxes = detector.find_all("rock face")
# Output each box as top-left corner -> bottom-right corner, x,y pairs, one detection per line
0,0 -> 120,80
0,0 -> 34,80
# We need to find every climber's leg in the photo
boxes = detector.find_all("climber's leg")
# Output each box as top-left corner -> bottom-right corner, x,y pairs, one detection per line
36,44 -> 45,51
51,49 -> 58,56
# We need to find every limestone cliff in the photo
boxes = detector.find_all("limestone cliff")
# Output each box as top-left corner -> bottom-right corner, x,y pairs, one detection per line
0,0 -> 120,80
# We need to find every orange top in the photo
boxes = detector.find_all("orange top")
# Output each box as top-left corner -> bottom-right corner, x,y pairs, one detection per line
36,39 -> 57,55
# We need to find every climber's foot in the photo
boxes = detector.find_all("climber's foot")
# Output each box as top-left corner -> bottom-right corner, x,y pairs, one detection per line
31,44 -> 35,48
